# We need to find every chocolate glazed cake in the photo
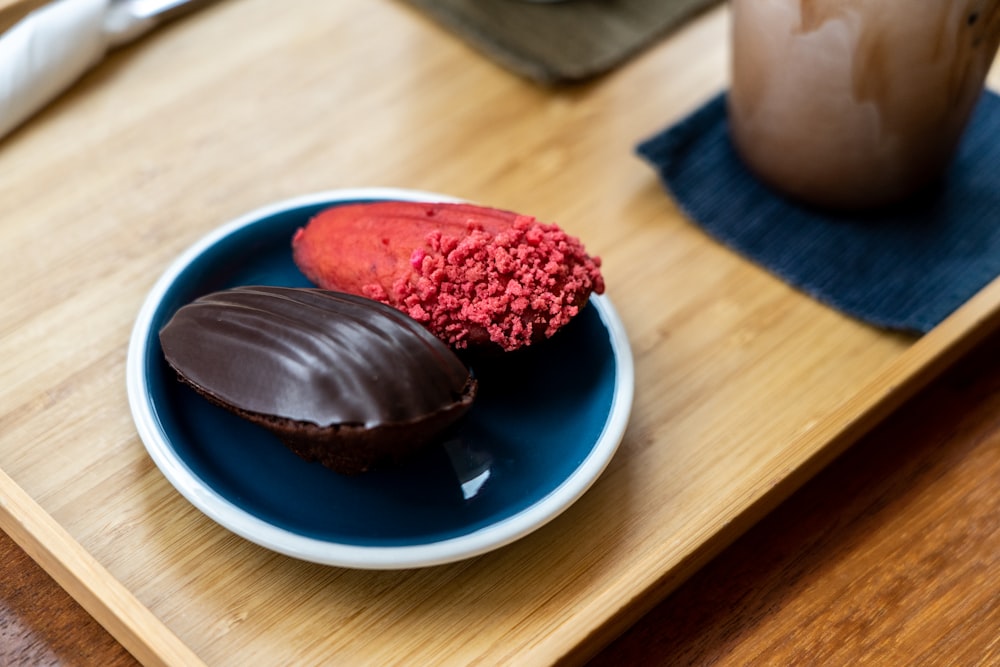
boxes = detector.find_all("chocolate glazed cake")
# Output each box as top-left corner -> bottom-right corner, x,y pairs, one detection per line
159,286 -> 477,474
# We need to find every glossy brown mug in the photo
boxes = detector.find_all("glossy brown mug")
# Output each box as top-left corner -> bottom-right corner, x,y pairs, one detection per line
728,1 -> 1000,209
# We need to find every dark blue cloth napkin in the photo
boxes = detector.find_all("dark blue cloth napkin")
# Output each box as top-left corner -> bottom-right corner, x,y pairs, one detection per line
637,91 -> 1000,334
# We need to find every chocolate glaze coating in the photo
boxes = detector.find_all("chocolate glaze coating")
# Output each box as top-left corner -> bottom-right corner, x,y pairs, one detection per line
159,286 -> 477,473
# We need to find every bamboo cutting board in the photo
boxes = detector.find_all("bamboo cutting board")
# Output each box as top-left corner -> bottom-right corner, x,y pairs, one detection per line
1,2 -> 999,664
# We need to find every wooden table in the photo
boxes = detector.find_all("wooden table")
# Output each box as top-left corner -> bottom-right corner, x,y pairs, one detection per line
593,326 -> 1000,665
2,2 -> 998,664
3,323 -> 998,665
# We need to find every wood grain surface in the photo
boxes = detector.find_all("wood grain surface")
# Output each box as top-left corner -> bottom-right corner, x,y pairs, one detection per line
0,464 -> 204,666
0,0 -> 46,36
3,304 -> 997,666
2,1 -> 999,664
590,326 -> 1000,666
0,528 -> 137,666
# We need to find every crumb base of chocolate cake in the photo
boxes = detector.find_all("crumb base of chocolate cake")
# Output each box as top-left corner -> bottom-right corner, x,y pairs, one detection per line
179,374 -> 477,475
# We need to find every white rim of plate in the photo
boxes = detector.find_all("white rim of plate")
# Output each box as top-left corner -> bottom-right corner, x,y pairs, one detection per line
126,187 -> 634,569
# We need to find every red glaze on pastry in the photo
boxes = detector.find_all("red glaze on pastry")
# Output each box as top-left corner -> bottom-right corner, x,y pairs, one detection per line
291,201 -> 604,351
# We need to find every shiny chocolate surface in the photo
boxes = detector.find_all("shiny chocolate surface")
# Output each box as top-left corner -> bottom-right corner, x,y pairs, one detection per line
158,286 -> 473,428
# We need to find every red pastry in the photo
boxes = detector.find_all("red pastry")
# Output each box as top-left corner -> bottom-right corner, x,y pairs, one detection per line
292,201 -> 604,351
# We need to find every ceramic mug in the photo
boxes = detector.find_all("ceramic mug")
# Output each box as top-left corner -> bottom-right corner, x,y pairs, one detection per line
728,1 -> 1000,209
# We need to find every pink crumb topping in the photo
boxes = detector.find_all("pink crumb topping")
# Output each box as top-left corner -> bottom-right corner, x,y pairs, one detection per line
366,216 -> 604,351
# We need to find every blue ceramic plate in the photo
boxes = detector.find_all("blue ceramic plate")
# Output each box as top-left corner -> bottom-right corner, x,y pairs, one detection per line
127,188 -> 633,569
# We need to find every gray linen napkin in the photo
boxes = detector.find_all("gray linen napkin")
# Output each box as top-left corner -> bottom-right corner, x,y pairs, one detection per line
637,91 -> 1000,334
397,0 -> 722,84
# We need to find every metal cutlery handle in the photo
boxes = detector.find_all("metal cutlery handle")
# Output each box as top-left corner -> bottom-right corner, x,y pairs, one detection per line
107,0 -> 218,44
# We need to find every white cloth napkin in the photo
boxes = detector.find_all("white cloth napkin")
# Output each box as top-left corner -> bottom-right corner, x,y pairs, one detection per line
0,0 -> 157,139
